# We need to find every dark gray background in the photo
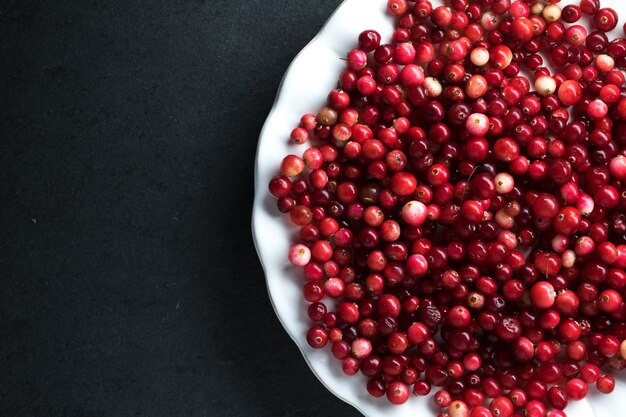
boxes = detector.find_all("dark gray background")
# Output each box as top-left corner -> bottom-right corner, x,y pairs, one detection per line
0,1 -> 363,416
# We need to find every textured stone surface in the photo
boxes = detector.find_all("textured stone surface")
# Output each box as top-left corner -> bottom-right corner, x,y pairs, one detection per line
0,1 -> 360,416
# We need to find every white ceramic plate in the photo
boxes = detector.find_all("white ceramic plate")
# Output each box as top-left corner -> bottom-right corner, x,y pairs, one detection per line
252,1 -> 626,416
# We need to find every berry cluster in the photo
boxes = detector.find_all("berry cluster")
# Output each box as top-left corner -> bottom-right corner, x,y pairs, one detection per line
268,0 -> 626,416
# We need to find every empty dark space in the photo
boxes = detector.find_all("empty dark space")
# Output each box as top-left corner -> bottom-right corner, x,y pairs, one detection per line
0,1 -> 361,416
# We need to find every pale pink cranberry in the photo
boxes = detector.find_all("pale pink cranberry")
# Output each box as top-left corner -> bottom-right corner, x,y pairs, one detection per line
424,77 -> 443,97
351,338 -> 373,359
621,339 -> 626,360
561,250 -> 576,268
577,193 -> 594,216
495,210 -> 514,229
543,4 -> 561,21
494,173 -> 514,194
470,47 -> 490,66
560,182 -> 580,204
551,234 -> 569,253
465,113 -> 490,136
280,154 -> 305,177
595,54 -> 615,72
448,400 -> 469,417
401,200 -> 428,226
467,292 -> 485,310
535,76 -> 556,96
289,243 -> 311,266
303,147 -> 323,170
531,2 -> 544,15
466,74 -> 488,99
481,11 -> 500,31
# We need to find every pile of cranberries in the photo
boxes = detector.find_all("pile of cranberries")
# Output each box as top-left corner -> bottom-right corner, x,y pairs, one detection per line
268,0 -> 626,416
